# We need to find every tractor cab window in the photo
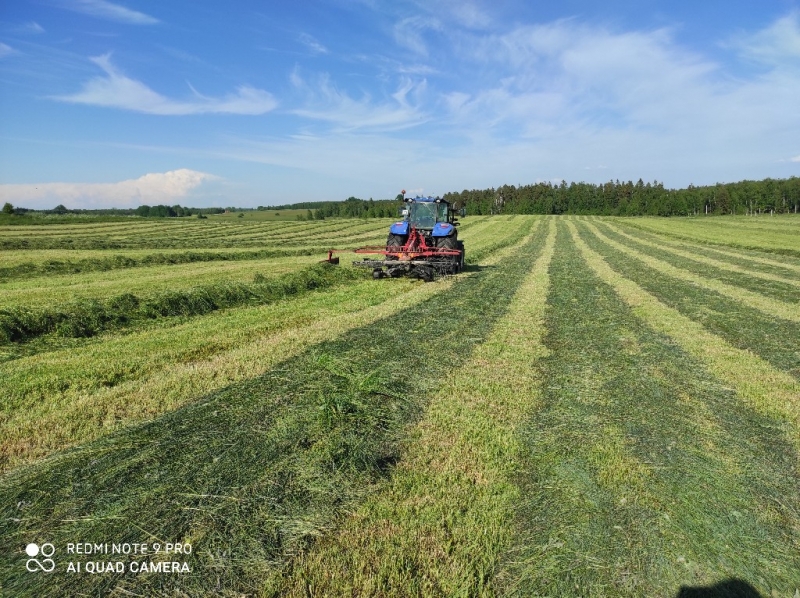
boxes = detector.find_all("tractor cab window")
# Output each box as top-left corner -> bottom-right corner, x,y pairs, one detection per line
408,202 -> 437,228
408,202 -> 448,227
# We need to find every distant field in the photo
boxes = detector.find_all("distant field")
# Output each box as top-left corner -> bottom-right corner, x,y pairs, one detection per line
626,214 -> 800,255
210,208 -> 311,221
1,215 -> 798,597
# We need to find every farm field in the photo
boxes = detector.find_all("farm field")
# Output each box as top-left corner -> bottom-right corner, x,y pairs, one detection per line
626,214 -> 800,256
1,215 -> 798,596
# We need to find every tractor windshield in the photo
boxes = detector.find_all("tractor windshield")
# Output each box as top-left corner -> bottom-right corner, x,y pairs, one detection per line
408,202 -> 447,228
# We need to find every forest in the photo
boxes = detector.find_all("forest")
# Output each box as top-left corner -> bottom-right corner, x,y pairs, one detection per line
444,176 -> 800,216
3,177 -> 798,221
275,176 -> 800,218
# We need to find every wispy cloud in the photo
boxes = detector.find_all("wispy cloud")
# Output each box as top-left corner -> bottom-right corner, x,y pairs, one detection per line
15,21 -> 45,34
733,11 -> 800,66
60,0 -> 159,24
791,155 -> 800,163
298,33 -> 328,54
393,15 -> 442,56
0,42 -> 14,58
54,54 -> 277,115
290,70 -> 427,131
0,169 -> 217,208
254,12 -> 800,192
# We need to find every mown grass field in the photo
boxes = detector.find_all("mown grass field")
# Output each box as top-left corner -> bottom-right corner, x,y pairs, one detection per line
0,214 -> 798,597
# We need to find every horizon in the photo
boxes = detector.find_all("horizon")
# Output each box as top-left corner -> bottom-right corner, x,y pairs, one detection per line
1,1 -> 799,209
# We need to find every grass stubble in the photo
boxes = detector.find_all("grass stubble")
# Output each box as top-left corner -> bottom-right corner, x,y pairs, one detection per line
1,214 -> 798,596
273,220 -> 556,597
499,220 -> 800,596
0,219 -> 539,596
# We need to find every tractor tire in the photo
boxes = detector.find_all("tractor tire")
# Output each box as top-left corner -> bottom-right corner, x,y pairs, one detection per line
436,234 -> 459,274
386,233 -> 405,261
457,241 -> 465,273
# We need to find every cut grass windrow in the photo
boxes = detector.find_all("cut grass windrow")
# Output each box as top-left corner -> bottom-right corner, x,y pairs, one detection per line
503,220 -> 800,596
0,246 -> 336,282
575,221 -> 800,380
568,219 -> 800,452
623,217 -> 800,258
466,216 -> 536,264
590,220 -> 800,306
0,263 -> 369,345
0,277 -> 453,472
610,220 -> 800,277
0,219 -> 544,597
274,220 -> 555,597
583,221 -> 800,324
0,219 -> 532,471
597,219 -> 800,290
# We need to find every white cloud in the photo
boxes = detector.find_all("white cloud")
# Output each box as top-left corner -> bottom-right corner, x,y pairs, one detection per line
393,16 -> 442,56
734,12 -> 800,66
15,21 -> 45,34
0,42 -> 15,58
55,54 -> 277,115
62,0 -> 159,25
441,17 -> 800,152
0,169 -> 218,209
298,33 -> 328,54
225,12 -> 800,195
290,71 -> 427,131
791,155 -> 800,163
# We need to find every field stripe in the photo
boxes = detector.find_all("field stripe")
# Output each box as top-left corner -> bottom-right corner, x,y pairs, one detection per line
274,219 -> 555,597
504,220 -> 800,595
622,218 -> 800,258
598,219 -> 800,288
610,219 -> 800,276
567,220 -> 800,450
0,220 -> 540,472
0,220 -> 543,597
0,279 -> 453,472
575,220 -> 800,380
582,220 -> 800,323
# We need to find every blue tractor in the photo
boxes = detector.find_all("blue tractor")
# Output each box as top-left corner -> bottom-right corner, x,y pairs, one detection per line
352,193 -> 465,281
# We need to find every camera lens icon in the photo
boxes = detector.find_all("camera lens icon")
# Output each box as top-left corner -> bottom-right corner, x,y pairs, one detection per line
25,543 -> 55,572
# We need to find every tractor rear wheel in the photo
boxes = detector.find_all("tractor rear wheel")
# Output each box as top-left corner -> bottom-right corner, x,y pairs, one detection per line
436,234 -> 459,274
386,233 -> 405,260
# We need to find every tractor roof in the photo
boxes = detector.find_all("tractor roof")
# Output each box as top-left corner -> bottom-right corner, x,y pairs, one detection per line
408,196 -> 449,204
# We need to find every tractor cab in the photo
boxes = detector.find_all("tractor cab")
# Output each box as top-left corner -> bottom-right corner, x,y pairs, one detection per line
404,198 -> 452,230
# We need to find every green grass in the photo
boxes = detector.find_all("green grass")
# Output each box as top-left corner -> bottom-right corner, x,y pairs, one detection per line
0,276 -> 457,472
576,221 -> 800,379
1,215 -> 798,597
624,215 -> 800,256
273,219 -> 555,597
209,208 -> 310,221
0,263 -> 369,345
502,221 -> 800,596
593,220 -> 800,304
0,222 -> 543,597
0,247 -> 327,282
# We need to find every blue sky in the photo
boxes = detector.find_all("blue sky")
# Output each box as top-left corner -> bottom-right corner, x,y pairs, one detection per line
1,0 -> 799,209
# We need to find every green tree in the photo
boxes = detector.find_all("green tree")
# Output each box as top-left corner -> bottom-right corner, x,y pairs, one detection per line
53,204 -> 68,214
2,202 -> 13,214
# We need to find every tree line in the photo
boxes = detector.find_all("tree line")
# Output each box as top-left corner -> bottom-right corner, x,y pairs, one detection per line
271,197 -> 402,220
3,176 -> 798,221
444,177 -> 800,216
